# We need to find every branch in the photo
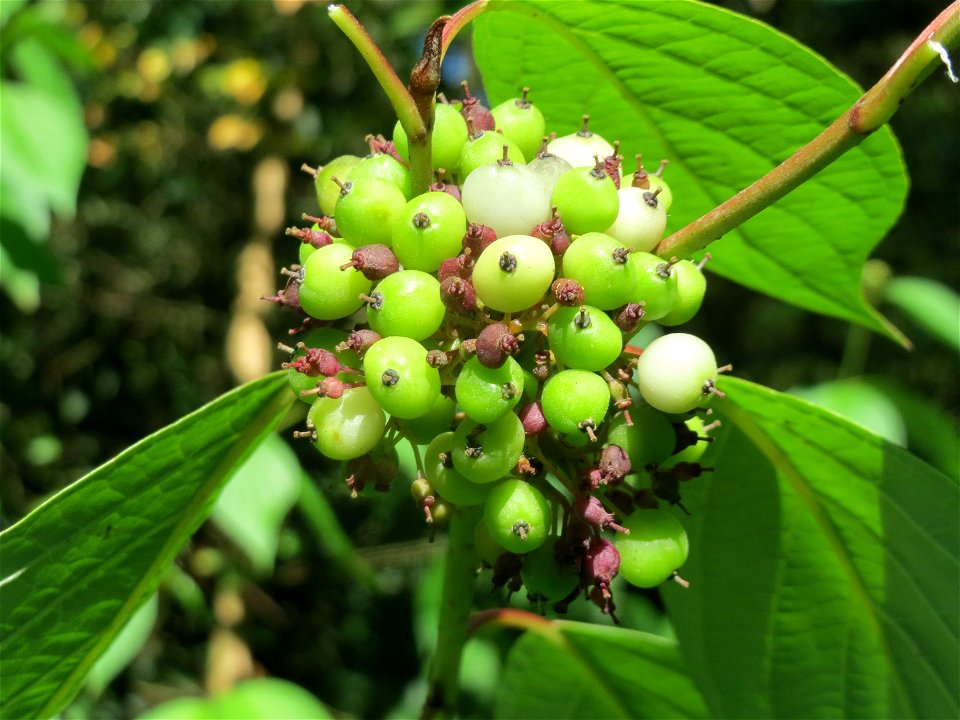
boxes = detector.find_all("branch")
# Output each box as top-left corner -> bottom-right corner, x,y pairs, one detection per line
408,17 -> 449,195
420,505 -> 482,720
441,0 -> 490,60
327,5 -> 425,139
655,1 -> 960,259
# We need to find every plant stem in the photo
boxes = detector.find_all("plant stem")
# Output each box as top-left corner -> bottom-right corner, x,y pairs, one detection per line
421,504 -> 481,720
441,0 -> 490,60
327,5 -> 425,145
406,17 -> 449,195
655,1 -> 960,260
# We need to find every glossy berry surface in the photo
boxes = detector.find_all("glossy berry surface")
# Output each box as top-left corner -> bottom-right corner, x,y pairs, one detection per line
365,270 -> 445,341
615,508 -> 689,588
540,369 -> 609,436
490,91 -> 546,160
299,243 -> 372,320
392,192 -> 468,272
635,333 -> 718,414
451,413 -> 525,484
547,305 -> 623,371
561,232 -> 637,311
455,355 -> 525,423
362,336 -> 441,419
658,259 -> 707,326
425,432 -> 490,506
392,103 -> 469,173
314,154 -> 360,216
483,478 -> 551,554
460,160 -> 550,238
307,387 -> 386,461
269,78 -> 731,619
335,178 -> 407,247
471,235 -> 555,313
550,165 -> 619,236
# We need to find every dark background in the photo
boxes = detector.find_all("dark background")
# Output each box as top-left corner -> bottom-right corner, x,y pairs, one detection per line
1,1 -> 956,717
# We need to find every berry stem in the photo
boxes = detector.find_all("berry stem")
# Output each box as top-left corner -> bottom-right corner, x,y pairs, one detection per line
421,505 -> 482,720
655,1 -> 959,260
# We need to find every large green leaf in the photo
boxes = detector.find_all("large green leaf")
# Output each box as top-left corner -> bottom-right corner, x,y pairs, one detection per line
0,373 -> 293,720
0,80 -> 87,221
495,620 -> 707,719
473,0 -> 908,341
211,433 -> 302,575
884,276 -> 960,353
663,377 -> 958,718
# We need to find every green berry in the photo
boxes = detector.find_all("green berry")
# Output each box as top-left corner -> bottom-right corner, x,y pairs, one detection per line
615,508 -> 689,588
547,305 -> 623,371
393,103 -> 469,174
391,191 -> 468,272
561,232 -> 638,311
628,253 -> 679,321
363,336 -> 441,419
551,164 -> 619,236
400,393 -> 456,445
606,404 -> 676,469
521,535 -> 579,601
307,387 -> 386,460
335,178 -> 407,247
298,243 -> 372,320
425,432 -> 491,506
490,88 -> 546,160
540,369 -> 609,437
455,355 -> 525,423
347,153 -> 413,199
365,270 -> 445,341
452,413 -> 525,484
459,130 -> 526,179
658,259 -> 707,326
471,235 -> 555,313
635,333 -> 718,414
483,478 -> 551,554
313,155 -> 360,216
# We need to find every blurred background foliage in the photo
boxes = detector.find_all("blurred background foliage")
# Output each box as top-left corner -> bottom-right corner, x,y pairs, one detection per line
0,0 -> 956,718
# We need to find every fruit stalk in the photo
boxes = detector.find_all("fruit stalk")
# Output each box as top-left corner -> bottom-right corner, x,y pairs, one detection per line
655,0 -> 960,260
421,504 -> 481,720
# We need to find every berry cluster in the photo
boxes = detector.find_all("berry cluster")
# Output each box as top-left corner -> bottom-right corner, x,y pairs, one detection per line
267,84 -> 729,621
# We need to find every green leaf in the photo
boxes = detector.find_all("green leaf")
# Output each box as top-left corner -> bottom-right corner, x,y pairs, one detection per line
495,621 -> 707,719
884,276 -> 960,353
473,0 -> 908,341
664,377 -> 958,718
0,373 -> 293,720
84,594 -> 158,698
0,80 -> 88,220
211,433 -> 302,575
863,377 -> 960,482
137,678 -> 333,720
0,0 -> 26,27
790,378 -> 907,445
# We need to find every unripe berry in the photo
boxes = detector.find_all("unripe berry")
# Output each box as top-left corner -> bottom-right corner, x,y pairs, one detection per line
546,115 -> 614,169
